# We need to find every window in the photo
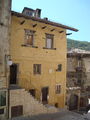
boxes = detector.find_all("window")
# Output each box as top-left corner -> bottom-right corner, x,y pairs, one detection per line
25,29 -> 35,45
33,64 -> 41,74
0,109 -> 4,114
29,89 -> 36,97
55,85 -> 61,94
57,64 -> 62,71
0,91 -> 6,107
46,34 -> 54,49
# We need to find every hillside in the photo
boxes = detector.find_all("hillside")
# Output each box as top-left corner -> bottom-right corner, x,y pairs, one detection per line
67,39 -> 90,51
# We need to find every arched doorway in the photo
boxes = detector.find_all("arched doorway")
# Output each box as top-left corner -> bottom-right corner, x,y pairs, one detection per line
69,94 -> 78,110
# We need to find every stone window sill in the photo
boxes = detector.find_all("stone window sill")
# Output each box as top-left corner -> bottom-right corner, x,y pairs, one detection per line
21,44 -> 38,48
56,69 -> 61,72
43,47 -> 56,50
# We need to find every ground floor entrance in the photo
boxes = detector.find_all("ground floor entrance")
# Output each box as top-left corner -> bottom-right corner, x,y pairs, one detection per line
41,87 -> 49,104
10,64 -> 18,85
69,94 -> 78,110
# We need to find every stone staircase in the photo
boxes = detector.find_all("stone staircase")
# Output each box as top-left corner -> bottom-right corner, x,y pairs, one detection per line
9,87 -> 58,118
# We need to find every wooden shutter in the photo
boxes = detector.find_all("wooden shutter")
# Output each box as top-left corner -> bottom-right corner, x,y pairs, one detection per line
33,64 -> 36,74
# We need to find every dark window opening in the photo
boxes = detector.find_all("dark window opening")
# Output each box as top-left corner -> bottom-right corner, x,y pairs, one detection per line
56,85 -> 61,94
0,91 -> 6,107
29,89 -> 36,97
0,109 -> 4,114
55,103 -> 58,108
33,64 -> 41,74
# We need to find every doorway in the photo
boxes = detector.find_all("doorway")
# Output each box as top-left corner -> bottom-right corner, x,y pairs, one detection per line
10,64 -> 18,84
11,105 -> 23,118
41,87 -> 49,104
69,94 -> 78,110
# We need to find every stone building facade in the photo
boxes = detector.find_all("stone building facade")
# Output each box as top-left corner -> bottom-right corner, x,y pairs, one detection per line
0,4 -> 78,118
0,0 -> 11,119
67,49 -> 90,111
9,7 -> 78,117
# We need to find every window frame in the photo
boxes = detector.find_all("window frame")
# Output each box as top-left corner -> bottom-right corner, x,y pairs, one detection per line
45,33 -> 54,49
24,29 -> 35,46
33,64 -> 41,75
0,91 -> 6,107
55,84 -> 61,94
56,64 -> 62,71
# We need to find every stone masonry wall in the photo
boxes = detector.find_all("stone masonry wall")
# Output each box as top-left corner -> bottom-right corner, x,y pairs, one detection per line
9,88 -> 58,118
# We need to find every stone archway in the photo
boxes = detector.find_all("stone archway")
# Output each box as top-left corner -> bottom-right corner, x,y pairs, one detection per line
69,94 -> 78,110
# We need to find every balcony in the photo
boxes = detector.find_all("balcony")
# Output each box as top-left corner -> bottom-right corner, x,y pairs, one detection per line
75,67 -> 83,72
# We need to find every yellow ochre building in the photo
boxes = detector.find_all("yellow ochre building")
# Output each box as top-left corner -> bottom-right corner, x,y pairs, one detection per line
10,7 -> 78,109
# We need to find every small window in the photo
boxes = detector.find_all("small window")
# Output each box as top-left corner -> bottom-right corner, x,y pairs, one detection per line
0,91 -> 6,107
25,29 -> 35,45
0,108 -> 4,114
58,64 -> 62,71
46,34 -> 54,49
29,89 -> 36,97
55,103 -> 58,108
33,64 -> 41,74
55,85 -> 61,94
56,64 -> 62,71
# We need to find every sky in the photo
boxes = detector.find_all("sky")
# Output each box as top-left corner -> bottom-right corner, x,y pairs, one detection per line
12,0 -> 90,42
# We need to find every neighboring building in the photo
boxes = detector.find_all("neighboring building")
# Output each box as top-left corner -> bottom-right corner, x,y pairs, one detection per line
0,0 -> 11,119
67,49 -> 90,111
9,7 -> 78,114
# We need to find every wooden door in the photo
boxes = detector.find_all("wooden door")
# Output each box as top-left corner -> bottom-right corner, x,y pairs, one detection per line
11,105 -> 23,118
42,87 -> 49,104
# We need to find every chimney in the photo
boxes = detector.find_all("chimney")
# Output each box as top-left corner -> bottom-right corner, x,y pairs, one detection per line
35,9 -> 41,18
44,17 -> 48,21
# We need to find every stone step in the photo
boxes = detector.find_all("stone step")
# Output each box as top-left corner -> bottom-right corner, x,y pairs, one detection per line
10,88 -> 59,118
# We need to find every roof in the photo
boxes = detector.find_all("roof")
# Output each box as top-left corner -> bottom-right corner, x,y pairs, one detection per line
67,52 -> 90,57
22,7 -> 35,13
11,11 -> 78,32
67,49 -> 90,57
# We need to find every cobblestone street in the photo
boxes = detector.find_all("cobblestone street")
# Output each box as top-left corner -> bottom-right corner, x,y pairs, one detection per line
10,110 -> 90,120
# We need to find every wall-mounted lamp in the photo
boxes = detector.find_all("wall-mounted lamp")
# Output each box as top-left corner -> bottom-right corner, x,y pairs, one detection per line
6,55 -> 13,66
7,59 -> 13,66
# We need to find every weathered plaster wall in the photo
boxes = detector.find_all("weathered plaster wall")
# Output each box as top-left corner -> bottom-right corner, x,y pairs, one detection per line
10,15 -> 67,108
0,0 -> 11,89
9,88 -> 58,118
0,0 -> 11,118
83,58 -> 90,86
